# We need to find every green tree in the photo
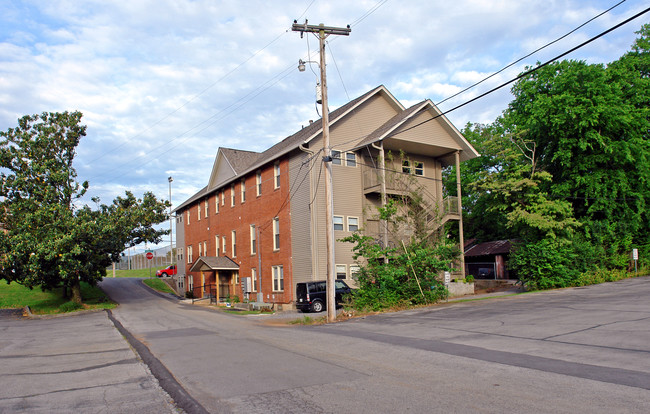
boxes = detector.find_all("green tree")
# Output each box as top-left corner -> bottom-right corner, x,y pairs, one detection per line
0,112 -> 169,303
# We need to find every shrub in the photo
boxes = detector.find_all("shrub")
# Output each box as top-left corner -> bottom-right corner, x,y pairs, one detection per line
185,291 -> 194,299
59,301 -> 83,313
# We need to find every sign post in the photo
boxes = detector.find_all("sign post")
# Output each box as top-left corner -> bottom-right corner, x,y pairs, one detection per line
146,250 -> 153,278
632,248 -> 638,273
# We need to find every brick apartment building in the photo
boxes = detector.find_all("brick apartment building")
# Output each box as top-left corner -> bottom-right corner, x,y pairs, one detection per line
174,85 -> 478,308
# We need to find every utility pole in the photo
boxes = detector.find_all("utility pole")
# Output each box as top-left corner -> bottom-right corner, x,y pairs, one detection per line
168,176 -> 173,265
292,20 -> 350,323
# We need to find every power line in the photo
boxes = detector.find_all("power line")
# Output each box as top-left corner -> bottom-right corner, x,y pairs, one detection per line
435,0 -> 628,106
388,5 -> 650,140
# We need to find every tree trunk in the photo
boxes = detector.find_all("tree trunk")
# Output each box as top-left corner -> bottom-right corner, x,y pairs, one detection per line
71,279 -> 82,304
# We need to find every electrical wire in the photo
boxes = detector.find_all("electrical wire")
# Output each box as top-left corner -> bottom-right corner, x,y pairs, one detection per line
435,0 -> 628,106
388,5 -> 650,140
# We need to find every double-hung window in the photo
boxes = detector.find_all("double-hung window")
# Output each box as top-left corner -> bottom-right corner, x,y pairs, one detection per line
231,231 -> 237,257
346,152 -> 356,167
274,163 -> 281,188
347,217 -> 359,232
197,204 -> 201,221
331,150 -> 341,165
250,225 -> 256,255
251,268 -> 257,292
273,217 -> 280,250
222,236 -> 226,255
204,199 -> 208,217
241,179 -> 246,203
215,235 -> 220,256
333,216 -> 344,231
231,184 -> 236,206
272,265 -> 284,291
256,171 -> 262,196
336,264 -> 347,279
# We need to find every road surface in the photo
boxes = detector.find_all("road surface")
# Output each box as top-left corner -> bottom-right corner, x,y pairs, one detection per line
99,276 -> 650,413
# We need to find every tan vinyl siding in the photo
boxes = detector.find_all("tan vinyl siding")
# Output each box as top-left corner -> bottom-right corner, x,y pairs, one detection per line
289,150 -> 314,285
329,94 -> 401,148
392,110 -> 462,149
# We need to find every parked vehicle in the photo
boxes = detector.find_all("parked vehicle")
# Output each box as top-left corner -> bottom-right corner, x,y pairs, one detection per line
295,280 -> 353,313
156,265 -> 177,278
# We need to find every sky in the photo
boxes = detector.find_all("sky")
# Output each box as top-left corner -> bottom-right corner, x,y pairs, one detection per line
1,0 -> 648,251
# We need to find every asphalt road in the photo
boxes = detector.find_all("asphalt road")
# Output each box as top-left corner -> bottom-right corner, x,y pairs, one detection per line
0,308 -> 177,413
97,276 -> 650,414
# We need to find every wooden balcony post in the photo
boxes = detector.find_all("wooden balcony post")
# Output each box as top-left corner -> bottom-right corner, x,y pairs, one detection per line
455,151 -> 466,278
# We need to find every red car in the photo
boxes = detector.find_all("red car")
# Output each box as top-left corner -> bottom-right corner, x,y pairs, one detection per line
156,265 -> 177,278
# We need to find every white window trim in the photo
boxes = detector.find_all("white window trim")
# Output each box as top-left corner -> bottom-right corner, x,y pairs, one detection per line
272,265 -> 284,292
215,195 -> 219,214
198,242 -> 202,257
256,171 -> 262,196
197,204 -> 200,221
274,162 -> 280,189
204,199 -> 208,217
345,152 -> 357,167
350,265 -> 360,279
231,184 -> 236,207
333,215 -> 344,231
221,190 -> 225,206
187,246 -> 193,264
222,236 -> 226,256
231,230 -> 236,258
347,216 -> 359,232
251,268 -> 257,292
331,149 -> 341,165
216,235 -> 220,256
250,225 -> 256,255
272,217 -> 280,251
241,179 -> 246,203
336,264 -> 347,280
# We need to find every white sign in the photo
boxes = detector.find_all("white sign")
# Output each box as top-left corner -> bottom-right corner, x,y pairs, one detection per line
444,271 -> 451,286
632,248 -> 638,260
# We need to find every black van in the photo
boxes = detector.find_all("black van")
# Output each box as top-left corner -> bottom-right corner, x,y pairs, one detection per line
295,280 -> 353,313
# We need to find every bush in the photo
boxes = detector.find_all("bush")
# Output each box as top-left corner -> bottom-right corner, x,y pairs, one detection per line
185,291 -> 194,299
59,301 -> 83,313
509,238 -> 578,290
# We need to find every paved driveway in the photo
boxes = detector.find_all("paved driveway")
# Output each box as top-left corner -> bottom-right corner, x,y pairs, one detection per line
98,276 -> 650,414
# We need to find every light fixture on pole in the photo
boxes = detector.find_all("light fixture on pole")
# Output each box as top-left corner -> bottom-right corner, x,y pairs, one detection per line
292,20 -> 350,323
168,176 -> 173,266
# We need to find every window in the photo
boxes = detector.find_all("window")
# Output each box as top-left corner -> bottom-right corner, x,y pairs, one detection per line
346,152 -> 356,167
231,230 -> 236,257
231,184 -> 236,206
215,195 -> 219,214
402,160 -> 411,174
336,264 -> 347,279
274,162 -> 280,188
256,171 -> 262,196
350,265 -> 360,279
187,246 -> 193,263
221,190 -> 225,206
203,241 -> 207,257
198,242 -> 202,257
402,160 -> 424,176
177,248 -> 183,262
187,210 -> 189,225
273,217 -> 280,250
272,265 -> 284,291
333,215 -> 344,231
241,179 -> 246,203
197,204 -> 201,221
347,217 -> 359,232
187,274 -> 193,292
250,225 -> 256,255
251,268 -> 257,292
222,236 -> 226,255
331,150 -> 341,165
216,235 -> 220,256
204,199 -> 208,217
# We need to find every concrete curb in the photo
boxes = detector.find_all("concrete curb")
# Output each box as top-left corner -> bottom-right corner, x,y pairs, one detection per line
106,309 -> 209,414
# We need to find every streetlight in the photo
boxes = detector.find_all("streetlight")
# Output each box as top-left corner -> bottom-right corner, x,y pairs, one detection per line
168,176 -> 173,265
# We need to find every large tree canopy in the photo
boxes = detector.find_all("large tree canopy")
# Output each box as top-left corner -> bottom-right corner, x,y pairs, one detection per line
447,24 -> 650,287
0,111 -> 168,303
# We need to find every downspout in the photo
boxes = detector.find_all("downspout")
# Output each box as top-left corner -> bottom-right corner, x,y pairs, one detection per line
299,144 -> 319,282
455,150 -> 466,278
371,141 -> 388,264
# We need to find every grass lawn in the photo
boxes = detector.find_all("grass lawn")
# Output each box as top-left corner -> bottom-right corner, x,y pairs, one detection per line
0,280 -> 115,314
106,266 -> 168,278
142,278 -> 175,294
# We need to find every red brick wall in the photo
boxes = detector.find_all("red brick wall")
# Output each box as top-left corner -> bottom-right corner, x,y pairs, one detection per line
182,158 -> 294,303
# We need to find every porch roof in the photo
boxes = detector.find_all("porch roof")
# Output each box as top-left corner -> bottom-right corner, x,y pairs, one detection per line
189,256 -> 240,272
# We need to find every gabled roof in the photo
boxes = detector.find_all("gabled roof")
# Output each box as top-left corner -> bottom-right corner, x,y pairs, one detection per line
177,85 -> 392,211
352,99 -> 479,163
189,256 -> 240,272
